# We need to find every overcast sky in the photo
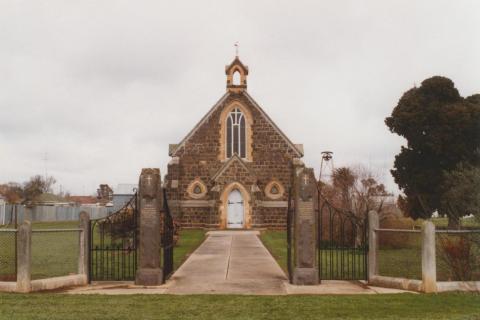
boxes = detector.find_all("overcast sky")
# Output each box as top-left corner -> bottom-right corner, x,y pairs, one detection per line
1,0 -> 479,195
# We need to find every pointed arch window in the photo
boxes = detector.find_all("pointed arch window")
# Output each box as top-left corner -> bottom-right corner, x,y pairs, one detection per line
226,108 -> 246,158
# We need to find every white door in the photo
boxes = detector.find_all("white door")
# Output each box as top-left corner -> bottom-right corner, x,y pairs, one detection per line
227,189 -> 244,229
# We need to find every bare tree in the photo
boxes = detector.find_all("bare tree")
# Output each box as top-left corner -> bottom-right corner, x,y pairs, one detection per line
23,175 -> 56,201
0,182 -> 23,204
351,165 -> 393,220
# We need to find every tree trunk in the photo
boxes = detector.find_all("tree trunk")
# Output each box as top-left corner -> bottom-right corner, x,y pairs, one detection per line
447,214 -> 460,230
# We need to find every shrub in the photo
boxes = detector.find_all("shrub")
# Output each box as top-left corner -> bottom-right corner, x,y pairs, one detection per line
438,235 -> 476,281
379,217 -> 419,249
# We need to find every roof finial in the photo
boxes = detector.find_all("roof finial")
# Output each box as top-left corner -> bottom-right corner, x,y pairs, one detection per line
234,41 -> 239,57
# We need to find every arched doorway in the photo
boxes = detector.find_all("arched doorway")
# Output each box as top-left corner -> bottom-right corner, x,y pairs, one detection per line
227,189 -> 244,228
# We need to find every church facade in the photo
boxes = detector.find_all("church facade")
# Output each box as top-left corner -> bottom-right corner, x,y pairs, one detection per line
165,56 -> 304,229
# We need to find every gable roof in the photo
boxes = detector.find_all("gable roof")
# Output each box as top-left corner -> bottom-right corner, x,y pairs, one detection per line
225,56 -> 249,75
67,196 -> 99,205
170,91 -> 303,157
211,154 -> 251,181
243,91 -> 303,157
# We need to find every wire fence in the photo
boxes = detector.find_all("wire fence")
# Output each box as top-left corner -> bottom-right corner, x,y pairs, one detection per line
31,229 -> 81,280
0,229 -> 16,281
436,231 -> 480,281
377,229 -> 422,280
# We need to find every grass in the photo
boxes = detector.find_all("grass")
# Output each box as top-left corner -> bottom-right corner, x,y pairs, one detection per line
260,230 -> 480,281
1,221 -> 206,281
414,217 -> 480,228
173,229 -> 206,270
0,292 -> 479,319
259,230 -> 287,272
260,231 -> 367,280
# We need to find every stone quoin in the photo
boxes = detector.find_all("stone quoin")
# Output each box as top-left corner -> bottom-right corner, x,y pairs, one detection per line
166,56 -> 304,229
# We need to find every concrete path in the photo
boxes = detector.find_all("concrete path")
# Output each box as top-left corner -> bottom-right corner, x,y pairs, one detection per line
165,231 -> 288,294
64,231 -> 414,295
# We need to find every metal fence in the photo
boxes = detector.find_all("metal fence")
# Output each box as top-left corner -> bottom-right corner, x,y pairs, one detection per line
376,229 -> 422,280
375,226 -> 480,282
436,230 -> 480,282
31,229 -> 82,280
1,205 -> 112,225
0,229 -> 16,281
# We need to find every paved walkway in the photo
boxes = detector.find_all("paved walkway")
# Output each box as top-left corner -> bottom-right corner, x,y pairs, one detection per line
165,231 -> 287,294
65,231 -> 413,295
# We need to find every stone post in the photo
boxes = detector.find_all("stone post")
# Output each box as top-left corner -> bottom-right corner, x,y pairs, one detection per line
421,220 -> 437,293
135,168 -> 163,286
368,210 -> 379,281
78,211 -> 90,278
16,221 -> 32,293
291,160 -> 319,285
167,157 -> 180,217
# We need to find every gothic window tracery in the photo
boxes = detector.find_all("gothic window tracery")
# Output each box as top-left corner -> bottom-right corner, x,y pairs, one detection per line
226,107 -> 246,158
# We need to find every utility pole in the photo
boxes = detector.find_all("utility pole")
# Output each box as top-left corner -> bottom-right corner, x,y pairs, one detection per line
42,152 -> 48,183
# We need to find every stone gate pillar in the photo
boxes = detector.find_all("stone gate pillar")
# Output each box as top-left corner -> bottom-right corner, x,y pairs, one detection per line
135,168 -> 163,286
292,160 -> 319,285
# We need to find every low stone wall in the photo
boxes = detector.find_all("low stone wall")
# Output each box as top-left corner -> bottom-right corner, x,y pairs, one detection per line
0,281 -> 16,293
368,211 -> 480,293
369,275 -> 423,292
31,274 -> 87,292
0,212 -> 90,293
437,281 -> 480,292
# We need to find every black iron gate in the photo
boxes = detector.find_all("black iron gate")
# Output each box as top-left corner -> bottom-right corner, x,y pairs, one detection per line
89,190 -> 176,282
286,188 -> 294,283
89,193 -> 138,281
162,189 -> 174,282
317,195 -> 368,281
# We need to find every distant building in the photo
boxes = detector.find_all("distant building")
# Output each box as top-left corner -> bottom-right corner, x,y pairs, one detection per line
112,184 -> 137,211
97,184 -> 113,205
31,193 -> 70,206
67,196 -> 100,207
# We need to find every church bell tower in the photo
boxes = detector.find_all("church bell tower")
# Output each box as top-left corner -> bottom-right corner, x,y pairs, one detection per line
225,55 -> 248,93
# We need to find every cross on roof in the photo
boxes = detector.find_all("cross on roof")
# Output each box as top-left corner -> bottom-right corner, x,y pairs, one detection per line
145,175 -> 153,186
303,174 -> 309,185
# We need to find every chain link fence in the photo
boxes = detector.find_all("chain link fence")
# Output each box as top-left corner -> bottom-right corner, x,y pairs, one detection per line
31,229 -> 81,280
377,230 -> 422,280
0,229 -> 17,281
436,231 -> 480,281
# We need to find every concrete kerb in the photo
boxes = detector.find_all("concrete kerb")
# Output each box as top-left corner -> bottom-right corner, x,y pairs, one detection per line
367,213 -> 479,293
0,215 -> 89,293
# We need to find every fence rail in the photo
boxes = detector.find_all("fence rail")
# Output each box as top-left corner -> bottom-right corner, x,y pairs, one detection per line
0,229 -> 17,281
31,228 -> 83,280
1,204 -> 112,225
369,212 -> 480,292
375,228 -> 421,233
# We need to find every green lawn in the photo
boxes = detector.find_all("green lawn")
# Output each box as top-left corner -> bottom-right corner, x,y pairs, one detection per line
1,221 -> 206,281
260,231 -> 367,280
259,230 -> 287,272
260,230 -> 480,281
173,229 -> 206,270
0,293 -> 479,319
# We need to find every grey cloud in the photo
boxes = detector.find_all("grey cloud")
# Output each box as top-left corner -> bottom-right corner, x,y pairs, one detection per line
0,0 -> 479,195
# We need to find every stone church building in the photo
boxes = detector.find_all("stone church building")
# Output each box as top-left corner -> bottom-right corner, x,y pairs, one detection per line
165,56 -> 304,229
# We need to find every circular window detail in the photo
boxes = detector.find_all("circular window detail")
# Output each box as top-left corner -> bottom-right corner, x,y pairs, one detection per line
264,180 -> 284,200
270,185 -> 279,194
187,179 -> 207,199
193,185 -> 202,194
